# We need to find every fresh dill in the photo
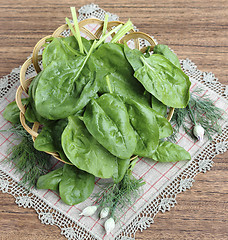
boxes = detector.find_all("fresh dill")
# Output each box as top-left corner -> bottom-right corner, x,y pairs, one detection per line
93,168 -> 145,219
1,125 -> 51,188
169,88 -> 224,142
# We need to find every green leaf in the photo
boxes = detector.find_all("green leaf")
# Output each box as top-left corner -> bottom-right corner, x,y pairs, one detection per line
123,44 -> 144,71
151,95 -> 167,117
59,164 -> 95,205
83,93 -> 137,159
24,102 -> 38,123
25,72 -> 53,125
151,141 -> 191,162
113,158 -> 131,183
42,36 -> 93,69
134,55 -> 191,108
24,100 -> 52,125
72,76 -> 99,114
42,38 -> 72,69
3,98 -> 29,124
42,37 -> 76,69
153,44 -> 181,69
35,43 -> 97,120
36,167 -> 63,192
93,43 -> 150,107
126,98 -> 172,142
155,114 -> 173,139
125,99 -> 159,157
37,165 -> 95,205
61,116 -> 119,179
34,119 -> 71,163
34,126 -> 56,152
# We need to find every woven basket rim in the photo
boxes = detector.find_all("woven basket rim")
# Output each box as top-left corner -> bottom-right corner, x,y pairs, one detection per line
16,18 -> 174,164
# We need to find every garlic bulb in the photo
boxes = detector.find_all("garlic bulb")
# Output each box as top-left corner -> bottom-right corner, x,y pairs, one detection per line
79,205 -> 97,217
104,217 -> 115,235
100,207 -> 110,219
193,124 -> 205,141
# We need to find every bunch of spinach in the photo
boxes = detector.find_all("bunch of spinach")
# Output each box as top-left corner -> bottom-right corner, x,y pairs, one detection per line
3,8 -> 191,205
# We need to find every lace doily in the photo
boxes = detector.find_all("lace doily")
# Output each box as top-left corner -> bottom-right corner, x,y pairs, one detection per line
0,4 -> 227,240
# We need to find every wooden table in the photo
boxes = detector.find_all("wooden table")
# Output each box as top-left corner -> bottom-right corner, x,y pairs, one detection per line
0,1 -> 227,239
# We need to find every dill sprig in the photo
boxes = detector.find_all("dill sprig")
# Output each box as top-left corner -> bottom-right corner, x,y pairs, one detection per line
93,169 -> 145,219
1,125 -> 51,188
3,125 -> 33,141
169,88 -> 224,142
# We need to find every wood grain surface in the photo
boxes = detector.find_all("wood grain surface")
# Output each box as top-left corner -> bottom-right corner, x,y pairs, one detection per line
0,0 -> 227,239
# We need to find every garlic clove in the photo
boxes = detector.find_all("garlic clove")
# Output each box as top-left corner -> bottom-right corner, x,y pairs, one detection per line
79,205 -> 97,217
104,217 -> 115,235
193,124 -> 205,141
100,207 -> 110,219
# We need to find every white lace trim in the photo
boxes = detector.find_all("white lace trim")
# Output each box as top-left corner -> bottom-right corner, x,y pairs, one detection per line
0,3 -> 227,240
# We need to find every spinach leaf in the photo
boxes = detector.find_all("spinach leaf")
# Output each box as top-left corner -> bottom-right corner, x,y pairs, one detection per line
151,95 -> 167,117
25,73 -> 53,125
59,164 -> 95,205
24,102 -> 39,123
134,55 -> 191,108
3,98 -> 29,124
83,93 -> 137,159
36,167 -> 63,192
123,44 -> 144,71
153,44 -> 181,69
42,38 -> 71,69
155,113 -> 173,139
113,158 -> 130,183
30,71 -> 42,101
93,43 -> 150,106
34,126 -> 56,152
72,75 -> 99,114
61,116 -> 119,179
37,164 -> 95,205
63,36 -> 94,53
126,97 -> 172,142
25,99 -> 52,125
151,141 -> 191,162
34,119 -> 71,163
125,99 -> 159,157
42,36 -> 93,69
34,53 -> 96,120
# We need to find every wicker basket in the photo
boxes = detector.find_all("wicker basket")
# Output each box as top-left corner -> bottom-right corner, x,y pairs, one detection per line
15,18 -> 174,164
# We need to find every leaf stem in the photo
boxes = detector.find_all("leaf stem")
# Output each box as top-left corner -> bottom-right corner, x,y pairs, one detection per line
45,37 -> 54,43
94,24 -> 122,48
74,40 -> 97,80
102,14 -> 109,37
70,7 -> 84,54
65,8 -> 84,54
61,40 -> 83,56
105,75 -> 113,93
110,19 -> 133,43
129,157 -> 138,171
